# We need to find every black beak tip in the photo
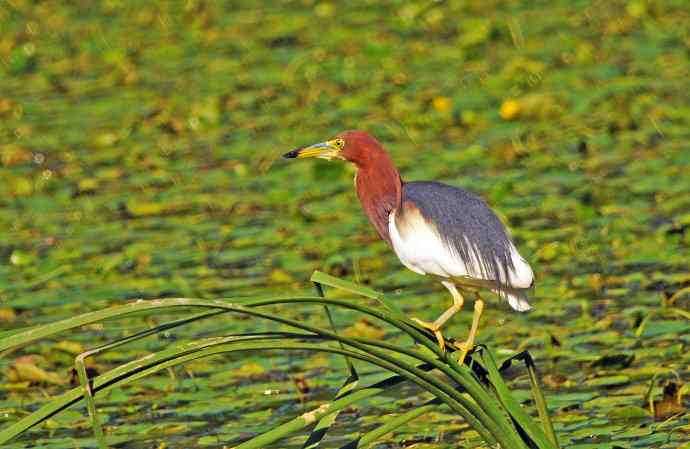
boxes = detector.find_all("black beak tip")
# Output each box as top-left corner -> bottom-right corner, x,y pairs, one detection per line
283,148 -> 301,159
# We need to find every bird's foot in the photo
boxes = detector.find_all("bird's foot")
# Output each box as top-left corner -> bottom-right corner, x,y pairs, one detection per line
455,342 -> 473,365
411,318 -> 446,352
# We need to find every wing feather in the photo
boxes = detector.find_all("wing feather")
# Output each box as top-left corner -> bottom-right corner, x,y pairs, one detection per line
389,181 -> 534,290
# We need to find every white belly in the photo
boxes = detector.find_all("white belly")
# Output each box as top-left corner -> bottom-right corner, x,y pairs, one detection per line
388,209 -> 533,289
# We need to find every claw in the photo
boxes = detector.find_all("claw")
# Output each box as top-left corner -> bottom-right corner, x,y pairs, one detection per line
412,318 -> 446,352
456,342 -> 471,365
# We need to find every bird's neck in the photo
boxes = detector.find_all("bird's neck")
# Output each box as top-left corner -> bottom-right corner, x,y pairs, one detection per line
354,154 -> 402,246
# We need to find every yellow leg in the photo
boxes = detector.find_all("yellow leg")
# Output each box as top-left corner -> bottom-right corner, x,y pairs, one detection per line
413,281 -> 464,351
457,294 -> 485,364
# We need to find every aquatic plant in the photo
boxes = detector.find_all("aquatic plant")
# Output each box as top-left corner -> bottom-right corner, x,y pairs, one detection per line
0,272 -> 558,449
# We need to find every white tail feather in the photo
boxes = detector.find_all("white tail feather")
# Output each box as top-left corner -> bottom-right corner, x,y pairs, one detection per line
499,288 -> 532,312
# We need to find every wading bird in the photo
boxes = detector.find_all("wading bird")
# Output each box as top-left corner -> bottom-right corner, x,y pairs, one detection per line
284,131 -> 534,360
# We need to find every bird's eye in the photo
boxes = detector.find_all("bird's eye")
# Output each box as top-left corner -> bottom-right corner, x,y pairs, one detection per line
334,138 -> 345,149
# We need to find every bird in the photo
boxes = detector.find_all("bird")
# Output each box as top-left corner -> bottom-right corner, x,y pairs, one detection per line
283,130 -> 534,361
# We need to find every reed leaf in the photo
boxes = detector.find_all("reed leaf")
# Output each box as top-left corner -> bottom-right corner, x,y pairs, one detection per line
0,273 -> 557,449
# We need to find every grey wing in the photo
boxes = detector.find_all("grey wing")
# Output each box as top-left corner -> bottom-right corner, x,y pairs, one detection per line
400,181 -> 534,289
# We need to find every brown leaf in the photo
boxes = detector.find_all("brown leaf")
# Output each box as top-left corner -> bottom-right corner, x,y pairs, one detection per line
654,381 -> 686,420
1,145 -> 32,167
0,308 -> 17,323
292,375 -> 310,394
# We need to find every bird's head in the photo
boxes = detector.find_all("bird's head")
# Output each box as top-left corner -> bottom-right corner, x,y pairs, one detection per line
283,130 -> 401,244
283,130 -> 386,168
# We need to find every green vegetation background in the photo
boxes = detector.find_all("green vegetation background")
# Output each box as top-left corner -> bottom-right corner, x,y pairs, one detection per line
1,0 -> 689,448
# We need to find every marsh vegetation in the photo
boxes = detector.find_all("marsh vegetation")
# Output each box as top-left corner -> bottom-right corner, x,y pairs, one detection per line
1,1 -> 689,448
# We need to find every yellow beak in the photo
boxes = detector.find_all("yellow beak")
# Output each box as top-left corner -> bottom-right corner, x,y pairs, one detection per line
283,140 -> 344,161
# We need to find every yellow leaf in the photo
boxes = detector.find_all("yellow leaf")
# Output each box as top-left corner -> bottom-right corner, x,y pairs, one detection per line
537,242 -> 559,261
432,96 -> 452,113
54,340 -> 84,355
3,381 -> 31,391
78,178 -> 99,193
343,318 -> 386,340
1,145 -> 32,167
232,362 -> 266,378
0,97 -> 15,116
12,177 -> 33,196
0,308 -> 17,323
499,99 -> 520,120
270,269 -> 294,284
7,360 -> 64,385
127,201 -> 164,217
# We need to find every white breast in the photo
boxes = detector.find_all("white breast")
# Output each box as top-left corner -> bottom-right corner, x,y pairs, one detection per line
388,209 -> 533,289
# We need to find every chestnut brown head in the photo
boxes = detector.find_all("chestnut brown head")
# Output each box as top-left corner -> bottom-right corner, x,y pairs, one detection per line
283,130 -> 402,245
283,130 -> 388,169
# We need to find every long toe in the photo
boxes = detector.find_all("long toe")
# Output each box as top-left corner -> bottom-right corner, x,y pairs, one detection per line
456,342 -> 472,364
412,318 -> 446,352
434,330 -> 446,352
411,317 -> 438,331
